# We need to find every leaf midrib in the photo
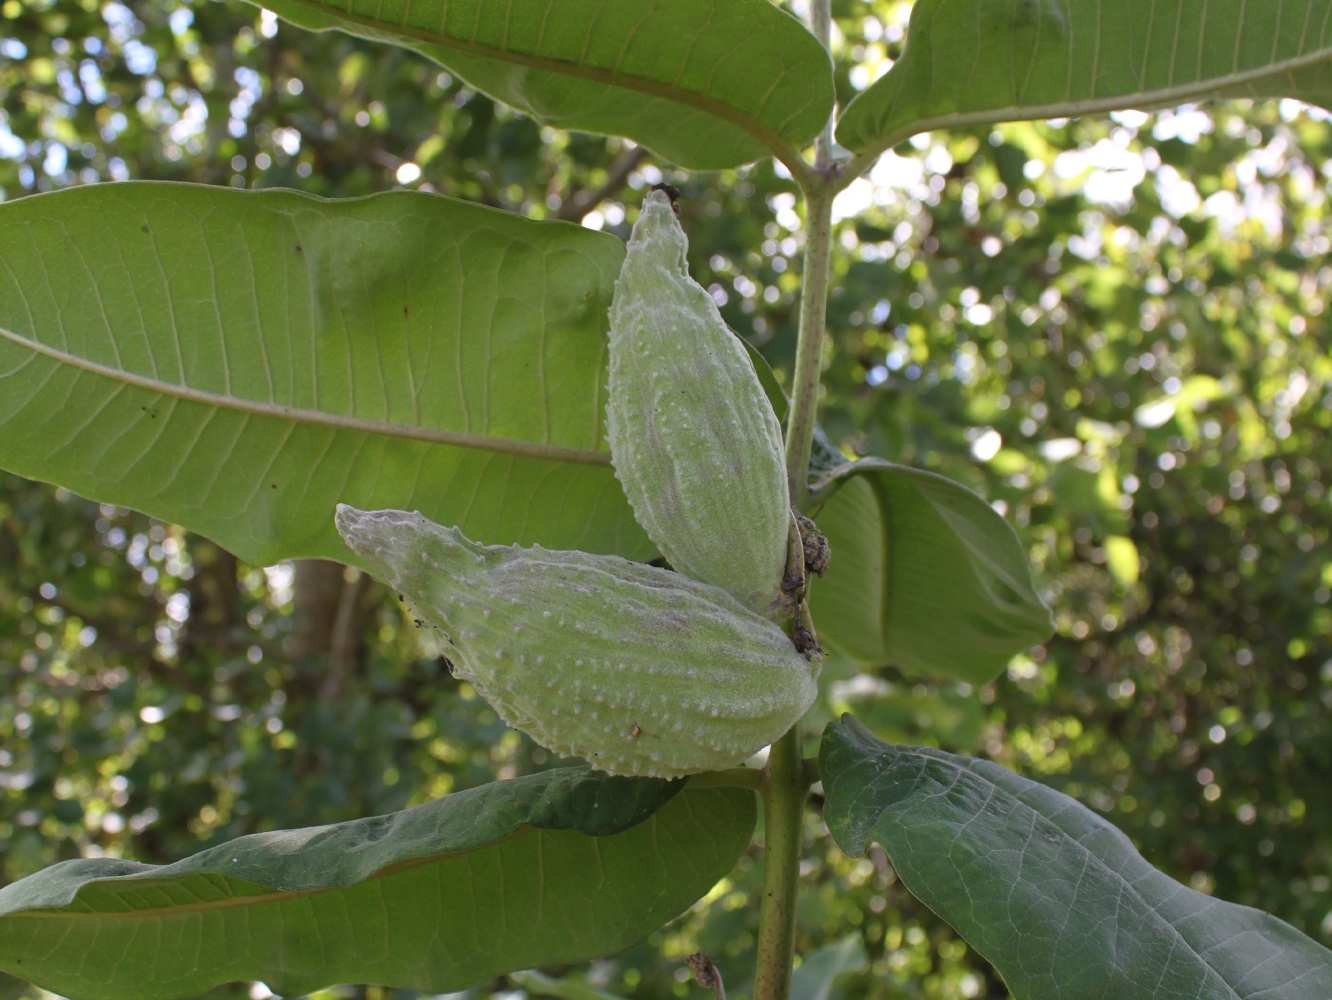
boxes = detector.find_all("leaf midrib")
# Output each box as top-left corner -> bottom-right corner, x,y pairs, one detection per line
2,323 -> 611,467
860,36 -> 1332,154
274,0 -> 810,164
11,832 -> 539,921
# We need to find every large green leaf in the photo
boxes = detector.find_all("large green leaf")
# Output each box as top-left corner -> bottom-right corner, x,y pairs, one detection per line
807,459 -> 1052,685
247,0 -> 833,170
0,767 -> 756,999
838,0 -> 1332,155
0,182 -> 652,566
820,716 -> 1332,999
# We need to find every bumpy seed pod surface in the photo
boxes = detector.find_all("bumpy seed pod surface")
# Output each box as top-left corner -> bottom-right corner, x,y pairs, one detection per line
336,505 -> 819,778
607,189 -> 790,617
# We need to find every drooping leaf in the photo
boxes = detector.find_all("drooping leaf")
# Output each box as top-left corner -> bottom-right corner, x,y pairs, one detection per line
0,182 -> 652,566
245,0 -> 834,170
808,459 -> 1052,685
819,716 -> 1332,1000
0,767 -> 756,1000
838,0 -> 1332,155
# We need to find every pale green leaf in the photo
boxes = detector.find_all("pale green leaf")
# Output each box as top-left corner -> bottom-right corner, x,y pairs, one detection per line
790,936 -> 868,1000
249,0 -> 834,170
820,716 -> 1332,999
838,0 -> 1332,154
0,182 -> 652,565
807,459 -> 1052,685
0,768 -> 756,999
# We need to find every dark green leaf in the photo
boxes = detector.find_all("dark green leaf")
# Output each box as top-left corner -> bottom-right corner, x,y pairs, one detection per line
0,767 -> 756,999
820,716 -> 1332,999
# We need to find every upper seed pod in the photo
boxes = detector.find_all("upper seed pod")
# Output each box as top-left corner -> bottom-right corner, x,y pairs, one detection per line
336,505 -> 819,778
607,189 -> 790,617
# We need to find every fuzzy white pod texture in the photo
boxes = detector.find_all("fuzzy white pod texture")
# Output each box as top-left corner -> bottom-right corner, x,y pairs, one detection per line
336,505 -> 819,778
607,189 -> 791,617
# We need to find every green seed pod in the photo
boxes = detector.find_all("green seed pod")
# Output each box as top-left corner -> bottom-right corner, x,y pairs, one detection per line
607,189 -> 790,617
336,505 -> 818,778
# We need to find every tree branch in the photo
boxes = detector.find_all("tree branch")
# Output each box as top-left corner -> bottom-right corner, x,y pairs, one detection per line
555,145 -> 650,222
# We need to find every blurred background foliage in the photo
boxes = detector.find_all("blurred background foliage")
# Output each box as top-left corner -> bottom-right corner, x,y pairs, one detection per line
1,0 -> 1330,997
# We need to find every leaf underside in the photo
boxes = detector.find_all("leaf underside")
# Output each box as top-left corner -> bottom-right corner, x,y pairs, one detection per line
248,0 -> 834,169
0,182 -> 652,566
809,459 -> 1053,685
839,0 -> 1332,153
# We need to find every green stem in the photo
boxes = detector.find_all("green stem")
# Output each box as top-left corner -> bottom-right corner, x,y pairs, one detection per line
783,180 -> 835,510
754,4 -> 834,999
833,147 -> 882,193
784,0 -> 837,511
753,726 -> 806,1000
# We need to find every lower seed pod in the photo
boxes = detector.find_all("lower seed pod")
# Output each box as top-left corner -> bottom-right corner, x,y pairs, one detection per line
336,505 -> 820,778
